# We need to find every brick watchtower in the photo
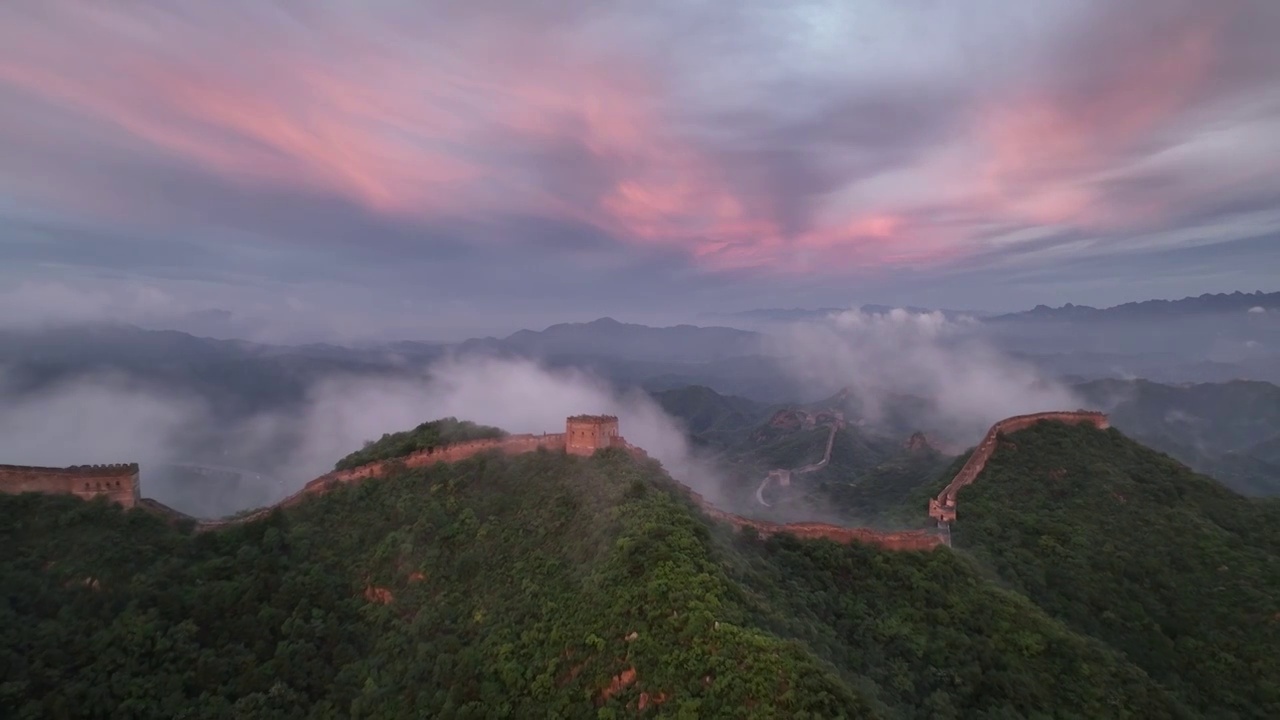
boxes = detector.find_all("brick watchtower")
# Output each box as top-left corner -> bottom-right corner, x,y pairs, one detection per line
0,463 -> 141,508
566,415 -> 620,456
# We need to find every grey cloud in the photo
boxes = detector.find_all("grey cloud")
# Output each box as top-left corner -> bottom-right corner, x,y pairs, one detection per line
0,0 -> 1277,338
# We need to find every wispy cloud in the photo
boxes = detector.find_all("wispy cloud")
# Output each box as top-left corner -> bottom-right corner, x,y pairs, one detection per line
0,0 -> 1277,330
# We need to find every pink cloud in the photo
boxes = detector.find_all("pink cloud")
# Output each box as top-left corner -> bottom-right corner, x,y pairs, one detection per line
970,10 -> 1225,230
0,2 -> 1268,279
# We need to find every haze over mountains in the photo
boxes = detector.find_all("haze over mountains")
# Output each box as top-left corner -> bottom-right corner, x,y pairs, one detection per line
4,0 -> 1280,714
2,289 -> 1279,518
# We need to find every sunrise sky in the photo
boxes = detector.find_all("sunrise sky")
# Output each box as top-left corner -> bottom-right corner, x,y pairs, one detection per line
2,0 -> 1278,341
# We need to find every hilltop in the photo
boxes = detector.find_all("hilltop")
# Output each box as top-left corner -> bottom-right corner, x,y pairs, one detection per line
1,418 -> 1206,719
6,412 -> 1280,716
922,420 -> 1280,716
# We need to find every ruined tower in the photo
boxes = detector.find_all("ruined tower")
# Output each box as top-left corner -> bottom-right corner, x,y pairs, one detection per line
565,415 -> 620,456
0,463 -> 141,508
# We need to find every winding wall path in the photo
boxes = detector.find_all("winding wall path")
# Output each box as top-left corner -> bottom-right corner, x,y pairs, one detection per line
756,414 -> 841,507
928,410 -> 1110,526
124,410 -> 1108,553
137,421 -> 943,552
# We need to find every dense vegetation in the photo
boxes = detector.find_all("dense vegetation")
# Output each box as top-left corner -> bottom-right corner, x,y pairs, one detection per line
651,384 -> 961,526
12,418 -> 1268,718
650,385 -> 770,445
940,421 -> 1280,717
333,417 -> 507,470
732,421 -> 949,526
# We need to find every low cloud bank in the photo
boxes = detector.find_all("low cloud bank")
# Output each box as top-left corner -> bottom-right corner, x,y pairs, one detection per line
769,308 -> 1084,440
290,354 -> 722,490
0,356 -> 723,517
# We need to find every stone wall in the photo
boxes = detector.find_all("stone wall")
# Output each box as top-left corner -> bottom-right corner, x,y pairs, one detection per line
188,416 -> 940,552
8,411 -> 1108,556
929,410 -> 1109,524
684,488 -> 944,551
0,463 -> 140,508
195,432 -> 574,530
567,415 -> 620,456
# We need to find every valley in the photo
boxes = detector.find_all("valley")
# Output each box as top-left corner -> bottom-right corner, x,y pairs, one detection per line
3,295 -> 1280,717
5,405 -> 1278,717
4,2 -> 1279,713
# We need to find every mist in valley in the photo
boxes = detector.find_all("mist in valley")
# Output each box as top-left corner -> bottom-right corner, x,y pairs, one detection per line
764,308 -> 1085,442
2,295 -> 1278,518
0,354 -> 734,518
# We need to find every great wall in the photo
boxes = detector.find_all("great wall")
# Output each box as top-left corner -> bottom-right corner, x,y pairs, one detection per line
0,463 -> 140,508
1,410 -> 1110,553
927,410 -> 1110,527
755,410 -> 844,507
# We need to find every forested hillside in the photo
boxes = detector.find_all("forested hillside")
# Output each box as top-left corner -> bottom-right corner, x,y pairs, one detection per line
939,421 -> 1280,717
333,417 -> 507,470
0,431 -> 1203,719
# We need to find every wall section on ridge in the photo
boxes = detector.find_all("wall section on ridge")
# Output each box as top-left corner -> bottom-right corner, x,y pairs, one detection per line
929,410 -> 1109,524
0,463 -> 141,508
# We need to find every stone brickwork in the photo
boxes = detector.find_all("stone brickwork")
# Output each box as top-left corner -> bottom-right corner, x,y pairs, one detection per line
7,410 -> 1111,557
0,463 -> 140,508
929,410 -> 1109,525
187,414 -> 942,551
566,415 -> 620,456
687,487 -> 945,551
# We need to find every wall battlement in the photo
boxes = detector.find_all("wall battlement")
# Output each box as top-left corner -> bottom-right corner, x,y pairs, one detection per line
195,416 -> 638,530
929,410 -> 1109,525
0,462 -> 140,475
187,415 -> 939,552
0,462 -> 140,508
686,487 -> 944,551
10,409 -> 1026,555
567,415 -> 620,456
17,407 -> 1100,550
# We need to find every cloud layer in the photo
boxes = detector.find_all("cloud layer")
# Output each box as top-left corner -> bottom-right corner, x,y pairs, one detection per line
1,1 -> 1278,336
772,308 -> 1082,439
0,356 -> 725,517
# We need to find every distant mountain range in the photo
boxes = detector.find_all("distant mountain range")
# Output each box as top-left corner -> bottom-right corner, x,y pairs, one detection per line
990,290 -> 1279,321
711,290 -> 1278,325
457,317 -> 764,364
702,304 -> 988,324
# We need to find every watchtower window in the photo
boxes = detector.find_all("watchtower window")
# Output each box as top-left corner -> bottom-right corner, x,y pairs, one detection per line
84,483 -> 89,490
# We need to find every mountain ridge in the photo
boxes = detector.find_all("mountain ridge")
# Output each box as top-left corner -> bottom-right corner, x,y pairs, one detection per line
991,290 -> 1279,321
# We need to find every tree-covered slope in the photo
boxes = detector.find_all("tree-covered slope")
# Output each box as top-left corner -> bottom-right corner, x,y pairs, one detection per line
333,417 -> 506,470
741,423 -> 952,525
947,421 -> 1280,717
1,434 -> 1196,719
649,385 -> 771,443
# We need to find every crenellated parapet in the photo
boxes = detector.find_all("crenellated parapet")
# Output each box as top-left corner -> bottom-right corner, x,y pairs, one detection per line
0,462 -> 141,508
567,415 -> 620,456
187,415 -> 939,551
0,462 -> 140,475
928,410 -> 1109,526
6,414 -> 950,553
685,487 -> 944,551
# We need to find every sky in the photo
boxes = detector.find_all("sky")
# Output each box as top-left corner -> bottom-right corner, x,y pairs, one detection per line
1,0 -> 1279,342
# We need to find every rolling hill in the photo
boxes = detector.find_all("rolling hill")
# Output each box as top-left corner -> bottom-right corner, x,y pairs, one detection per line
2,418 -> 1241,718
923,420 -> 1280,716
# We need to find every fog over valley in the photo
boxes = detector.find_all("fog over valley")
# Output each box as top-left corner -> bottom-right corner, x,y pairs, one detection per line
3,292 -> 1279,516
3,2 -> 1280,715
